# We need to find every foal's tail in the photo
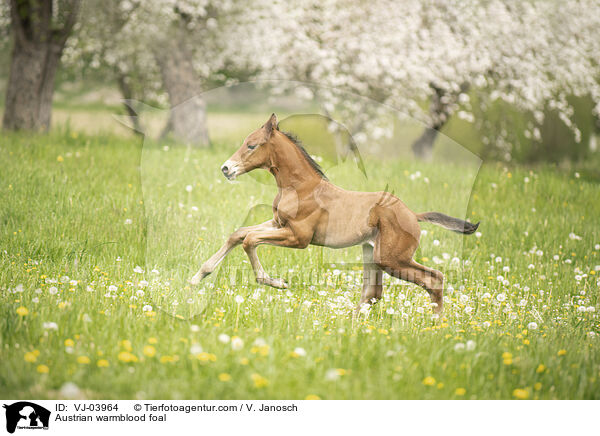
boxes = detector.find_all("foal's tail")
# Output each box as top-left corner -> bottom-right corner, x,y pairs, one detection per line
417,212 -> 480,235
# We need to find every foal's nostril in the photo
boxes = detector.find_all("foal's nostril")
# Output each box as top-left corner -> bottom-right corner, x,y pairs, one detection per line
221,165 -> 229,174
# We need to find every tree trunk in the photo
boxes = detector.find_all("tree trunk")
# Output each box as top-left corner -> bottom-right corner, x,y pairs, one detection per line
155,40 -> 210,147
2,39 -> 62,131
116,73 -> 143,136
411,86 -> 450,160
2,0 -> 80,132
411,128 -> 443,161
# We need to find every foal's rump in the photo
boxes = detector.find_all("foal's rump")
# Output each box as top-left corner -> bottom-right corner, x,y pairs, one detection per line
416,212 -> 480,234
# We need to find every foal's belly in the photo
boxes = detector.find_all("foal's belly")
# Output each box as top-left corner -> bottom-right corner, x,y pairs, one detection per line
310,202 -> 377,248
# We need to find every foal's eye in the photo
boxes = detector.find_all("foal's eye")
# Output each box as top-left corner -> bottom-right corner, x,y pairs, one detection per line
247,144 -> 257,150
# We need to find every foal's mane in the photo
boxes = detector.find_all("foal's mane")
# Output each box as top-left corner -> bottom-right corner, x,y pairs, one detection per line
279,130 -> 328,180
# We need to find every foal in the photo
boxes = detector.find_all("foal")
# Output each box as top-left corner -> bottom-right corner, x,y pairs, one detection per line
191,114 -> 478,313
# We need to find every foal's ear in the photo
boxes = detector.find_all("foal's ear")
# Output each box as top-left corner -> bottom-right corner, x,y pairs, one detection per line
263,113 -> 278,139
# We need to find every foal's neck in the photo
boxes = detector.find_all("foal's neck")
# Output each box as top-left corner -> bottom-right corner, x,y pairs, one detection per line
269,132 -> 323,190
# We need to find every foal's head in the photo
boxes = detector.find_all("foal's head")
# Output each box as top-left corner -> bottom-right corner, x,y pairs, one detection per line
221,113 -> 279,180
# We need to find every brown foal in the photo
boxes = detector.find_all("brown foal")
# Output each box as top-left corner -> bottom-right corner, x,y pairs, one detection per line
191,114 -> 479,314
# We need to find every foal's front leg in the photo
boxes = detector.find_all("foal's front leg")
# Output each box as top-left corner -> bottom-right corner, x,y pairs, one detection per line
190,220 -> 277,285
242,226 -> 305,289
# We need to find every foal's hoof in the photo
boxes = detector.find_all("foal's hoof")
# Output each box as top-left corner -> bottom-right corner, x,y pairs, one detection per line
189,271 -> 210,285
258,277 -> 288,289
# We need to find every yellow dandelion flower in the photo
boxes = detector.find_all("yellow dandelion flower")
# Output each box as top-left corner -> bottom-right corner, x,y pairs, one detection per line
437,383 -> 444,389
58,302 -> 67,309
77,356 -> 91,364
159,355 -> 176,364
534,382 -> 542,391
422,376 -> 436,386
218,373 -> 231,382
250,345 -> 270,356
240,357 -> 249,365
305,395 -> 321,400
120,340 -> 132,351
143,345 -> 156,357
557,349 -> 567,356
503,358 -> 513,365
57,155 -> 64,162
148,337 -> 158,344
16,306 -> 29,316
512,388 -> 529,400
24,352 -> 37,363
97,359 -> 110,368
36,364 -> 49,374
335,368 -> 347,376
536,364 -> 546,373
64,338 -> 74,347
502,352 -> 513,360
118,351 -> 138,363
251,373 -> 269,388
455,388 -> 466,396
196,352 -> 211,362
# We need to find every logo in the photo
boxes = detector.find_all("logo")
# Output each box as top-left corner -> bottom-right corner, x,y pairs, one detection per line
3,402 -> 50,434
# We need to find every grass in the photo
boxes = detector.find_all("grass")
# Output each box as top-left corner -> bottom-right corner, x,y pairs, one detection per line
0,123 -> 599,400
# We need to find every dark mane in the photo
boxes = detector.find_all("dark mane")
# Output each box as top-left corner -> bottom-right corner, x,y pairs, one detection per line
280,131 -> 328,180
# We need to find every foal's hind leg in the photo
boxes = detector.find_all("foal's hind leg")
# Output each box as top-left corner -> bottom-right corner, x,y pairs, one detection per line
381,259 -> 444,313
190,220 -> 276,285
356,244 -> 383,314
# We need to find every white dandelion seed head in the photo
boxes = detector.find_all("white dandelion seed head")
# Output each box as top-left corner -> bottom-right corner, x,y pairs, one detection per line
231,337 -> 244,351
496,293 -> 506,302
325,369 -> 340,381
190,344 -> 203,355
59,382 -> 81,399
294,347 -> 307,357
142,304 -> 152,312
43,322 -> 58,330
527,322 -> 538,330
49,286 -> 58,295
454,343 -> 465,352
218,334 -> 230,344
466,340 -> 476,351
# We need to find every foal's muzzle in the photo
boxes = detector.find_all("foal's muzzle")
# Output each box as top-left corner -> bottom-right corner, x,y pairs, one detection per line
221,160 -> 238,180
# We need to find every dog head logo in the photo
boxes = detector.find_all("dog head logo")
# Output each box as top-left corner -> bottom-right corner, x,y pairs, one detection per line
3,402 -> 50,433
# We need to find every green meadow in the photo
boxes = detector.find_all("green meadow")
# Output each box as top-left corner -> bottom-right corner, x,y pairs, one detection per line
1,115 -> 599,399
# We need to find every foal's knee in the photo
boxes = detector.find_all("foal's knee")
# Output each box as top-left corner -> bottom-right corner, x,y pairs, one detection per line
242,234 -> 257,251
228,228 -> 247,245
